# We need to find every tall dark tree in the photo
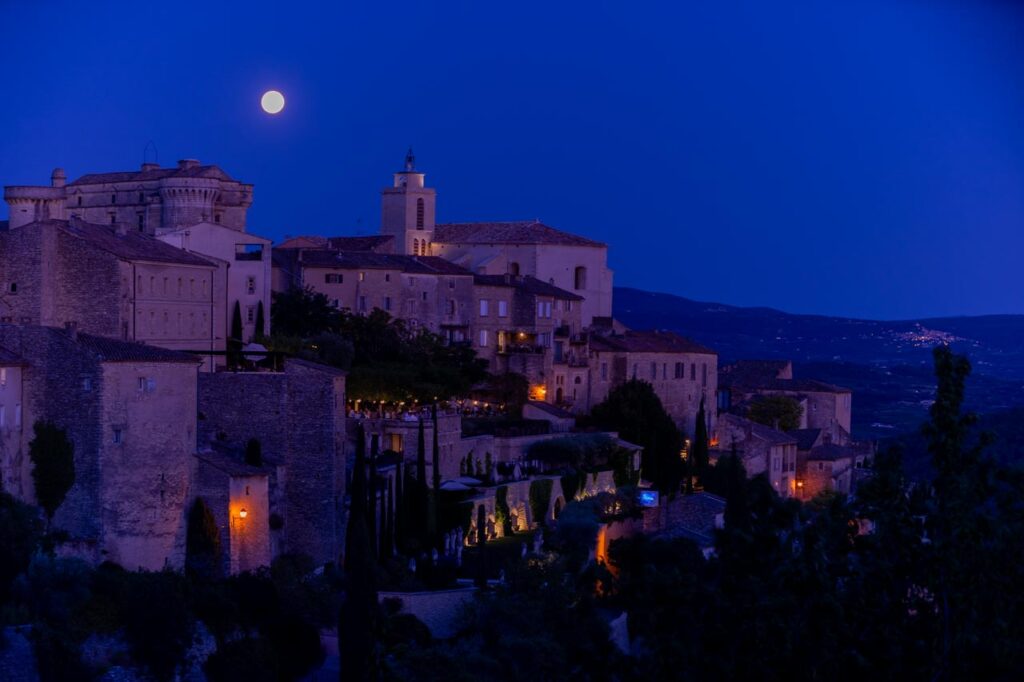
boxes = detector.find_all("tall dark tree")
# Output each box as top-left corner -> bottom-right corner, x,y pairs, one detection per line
380,476 -> 393,562
367,435 -> 379,561
229,301 -> 244,367
746,395 -> 802,431
475,504 -> 487,589
393,460 -> 404,554
185,497 -> 222,581
691,397 -> 710,488
430,403 -> 441,546
254,299 -> 266,339
340,421 -> 378,681
270,286 -> 339,338
415,417 -> 428,547
28,420 -> 75,524
589,380 -> 684,494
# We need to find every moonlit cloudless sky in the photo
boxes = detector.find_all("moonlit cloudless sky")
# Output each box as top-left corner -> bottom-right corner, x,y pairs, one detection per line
2,1 -> 1023,319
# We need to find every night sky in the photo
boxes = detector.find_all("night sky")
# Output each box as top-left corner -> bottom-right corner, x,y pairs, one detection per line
2,1 -> 1023,320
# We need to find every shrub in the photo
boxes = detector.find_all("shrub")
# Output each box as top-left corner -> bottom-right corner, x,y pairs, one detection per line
528,479 -> 554,527
28,421 -> 75,521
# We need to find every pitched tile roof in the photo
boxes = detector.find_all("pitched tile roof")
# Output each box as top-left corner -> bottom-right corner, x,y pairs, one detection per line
525,400 -> 576,419
719,360 -> 792,386
73,332 -> 201,364
588,330 -> 716,355
473,274 -> 583,300
435,220 -> 605,247
68,164 -> 238,186
299,250 -> 473,276
790,428 -> 823,451
718,413 -> 798,445
0,345 -> 26,366
53,219 -> 215,266
276,235 -> 395,252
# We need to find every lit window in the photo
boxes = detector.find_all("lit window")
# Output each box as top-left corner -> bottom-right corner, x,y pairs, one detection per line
359,272 -> 366,281
0,368 -> 5,386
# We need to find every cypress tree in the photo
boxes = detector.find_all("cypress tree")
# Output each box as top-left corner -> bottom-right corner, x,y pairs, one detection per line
229,301 -> 244,366
28,420 -> 75,525
381,476 -> 393,561
692,397 -> 710,489
254,300 -> 266,339
416,417 -> 428,546
345,423 -> 367,570
367,434 -> 379,560
475,504 -> 487,589
393,461 -> 404,555
185,497 -> 222,581
340,421 -> 378,680
430,404 -> 441,544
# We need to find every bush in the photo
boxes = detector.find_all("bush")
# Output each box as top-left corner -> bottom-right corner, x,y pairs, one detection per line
528,479 -> 554,527
29,421 -> 75,521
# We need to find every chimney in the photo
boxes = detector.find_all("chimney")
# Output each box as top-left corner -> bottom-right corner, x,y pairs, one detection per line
50,168 -> 66,188
177,159 -> 200,170
114,222 -> 128,236
64,321 -> 78,340
141,162 -> 159,172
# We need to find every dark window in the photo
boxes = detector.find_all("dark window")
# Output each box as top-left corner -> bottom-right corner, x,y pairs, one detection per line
691,363 -> 696,380
214,213 -> 222,223
77,196 -> 82,206
139,192 -> 144,203
574,266 -> 587,290
509,262 -> 520,276
416,198 -> 425,229
111,194 -> 116,204
137,214 -> 144,230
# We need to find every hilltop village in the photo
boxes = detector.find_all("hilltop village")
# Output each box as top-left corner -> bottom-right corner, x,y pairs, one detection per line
0,151 -> 874,578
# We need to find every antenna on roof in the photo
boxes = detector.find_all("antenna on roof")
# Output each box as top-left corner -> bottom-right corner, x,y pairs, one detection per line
143,140 -> 159,166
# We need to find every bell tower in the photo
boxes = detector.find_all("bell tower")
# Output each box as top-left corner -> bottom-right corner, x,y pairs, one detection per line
381,148 -> 436,255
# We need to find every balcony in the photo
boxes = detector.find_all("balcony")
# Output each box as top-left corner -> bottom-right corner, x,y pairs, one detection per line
497,344 -> 546,355
569,333 -> 588,345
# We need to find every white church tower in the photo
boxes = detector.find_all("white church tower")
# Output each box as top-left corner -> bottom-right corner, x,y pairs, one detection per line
381,148 -> 436,255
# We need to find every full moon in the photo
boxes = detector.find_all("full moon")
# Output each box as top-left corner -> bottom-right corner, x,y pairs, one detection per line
260,90 -> 285,114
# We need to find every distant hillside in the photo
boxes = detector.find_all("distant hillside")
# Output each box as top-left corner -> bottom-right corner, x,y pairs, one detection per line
613,287 -> 1024,443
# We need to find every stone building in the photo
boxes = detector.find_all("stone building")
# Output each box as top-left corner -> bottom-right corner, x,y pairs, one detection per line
718,360 -> 853,435
586,330 -> 718,437
6,160 -> 270,347
715,413 -> 799,498
196,360 -> 347,567
0,217 -> 226,367
284,151 -> 613,326
0,325 -> 201,570
472,274 -> 584,399
272,249 -> 476,341
792,429 -> 874,500
158,221 -> 272,342
4,161 -> 252,233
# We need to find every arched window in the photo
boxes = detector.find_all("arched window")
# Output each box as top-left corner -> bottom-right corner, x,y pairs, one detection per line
574,266 -> 587,290
508,262 -> 520,276
412,239 -> 420,255
416,198 -> 425,230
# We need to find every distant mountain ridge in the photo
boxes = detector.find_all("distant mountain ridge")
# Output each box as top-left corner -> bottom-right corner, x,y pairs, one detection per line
613,287 -> 1024,442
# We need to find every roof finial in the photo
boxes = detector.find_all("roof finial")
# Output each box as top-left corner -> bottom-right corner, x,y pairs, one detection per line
404,147 -> 415,172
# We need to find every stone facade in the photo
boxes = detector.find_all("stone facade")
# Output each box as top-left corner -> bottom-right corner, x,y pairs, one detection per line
158,221 -> 272,342
274,250 -> 476,341
0,218 -> 225,366
0,325 -> 200,570
4,161 -> 253,233
197,360 -> 347,566
715,413 -> 799,498
718,359 -> 853,435
472,274 -> 584,396
586,330 -> 718,437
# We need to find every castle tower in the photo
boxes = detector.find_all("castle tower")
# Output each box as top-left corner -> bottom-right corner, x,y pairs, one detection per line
381,148 -> 436,255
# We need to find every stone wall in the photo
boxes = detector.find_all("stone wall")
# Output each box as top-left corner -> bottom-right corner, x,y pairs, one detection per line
198,360 -> 346,566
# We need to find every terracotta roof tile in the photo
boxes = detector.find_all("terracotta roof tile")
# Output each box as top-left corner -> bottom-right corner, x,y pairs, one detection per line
473,274 -> 583,300
299,250 -> 472,276
68,164 -> 238,186
435,220 -> 605,247
74,332 -> 201,364
589,330 -> 716,355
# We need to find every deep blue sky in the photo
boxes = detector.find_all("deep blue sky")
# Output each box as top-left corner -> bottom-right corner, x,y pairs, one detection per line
2,1 -> 1023,320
